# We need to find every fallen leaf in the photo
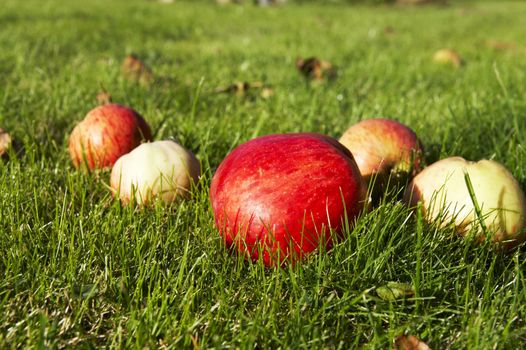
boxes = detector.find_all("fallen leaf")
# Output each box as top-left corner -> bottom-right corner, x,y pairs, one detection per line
384,26 -> 396,35
216,0 -> 245,4
376,282 -> 415,301
214,81 -> 273,98
190,334 -> 201,350
433,49 -> 462,68
96,90 -> 112,105
296,57 -> 336,81
260,87 -> 274,99
121,54 -> 154,84
485,40 -> 517,52
0,128 -> 12,157
394,335 -> 431,350
396,0 -> 446,5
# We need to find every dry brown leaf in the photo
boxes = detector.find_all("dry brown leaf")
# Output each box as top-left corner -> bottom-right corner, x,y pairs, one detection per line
260,87 -> 274,99
394,335 -> 431,350
296,57 -> 336,81
0,128 -> 12,157
190,334 -> 201,350
396,0 -> 446,5
96,91 -> 112,105
486,40 -> 518,52
433,49 -> 462,68
121,54 -> 154,84
216,0 -> 245,4
214,82 -> 252,95
214,81 -> 273,98
384,26 -> 396,35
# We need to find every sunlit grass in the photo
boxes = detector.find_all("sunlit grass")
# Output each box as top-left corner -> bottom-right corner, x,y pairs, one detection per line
1,0 -> 526,348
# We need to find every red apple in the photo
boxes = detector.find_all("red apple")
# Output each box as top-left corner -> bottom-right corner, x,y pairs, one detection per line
68,104 -> 152,170
210,133 -> 367,266
110,140 -> 200,205
338,118 -> 423,200
404,157 -> 526,249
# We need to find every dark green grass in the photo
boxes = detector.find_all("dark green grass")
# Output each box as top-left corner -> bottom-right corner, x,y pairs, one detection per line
1,0 -> 526,348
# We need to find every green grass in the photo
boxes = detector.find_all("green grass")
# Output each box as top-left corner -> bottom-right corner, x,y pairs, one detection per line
1,0 -> 526,348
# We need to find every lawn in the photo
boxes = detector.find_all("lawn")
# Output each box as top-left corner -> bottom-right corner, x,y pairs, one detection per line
1,0 -> 526,348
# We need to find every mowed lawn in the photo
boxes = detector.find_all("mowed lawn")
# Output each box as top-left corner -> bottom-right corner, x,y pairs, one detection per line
1,0 -> 526,348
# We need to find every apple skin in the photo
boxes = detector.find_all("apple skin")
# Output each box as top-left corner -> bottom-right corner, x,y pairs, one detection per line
0,128 -> 12,158
110,140 -> 200,205
68,104 -> 152,170
433,49 -> 462,68
404,157 -> 526,249
338,118 -> 423,198
210,133 -> 367,266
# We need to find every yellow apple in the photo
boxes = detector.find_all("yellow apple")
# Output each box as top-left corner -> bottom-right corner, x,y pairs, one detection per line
110,140 -> 200,205
433,49 -> 462,68
405,157 -> 526,249
0,128 -> 12,158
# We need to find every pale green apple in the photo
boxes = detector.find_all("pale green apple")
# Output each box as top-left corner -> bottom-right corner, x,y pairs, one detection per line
433,49 -> 462,68
405,157 -> 526,248
110,140 -> 200,205
0,128 -> 12,157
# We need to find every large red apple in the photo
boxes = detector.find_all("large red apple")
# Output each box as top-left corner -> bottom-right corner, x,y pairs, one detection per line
68,104 -> 152,170
210,133 -> 367,266
338,118 -> 423,200
404,157 -> 526,249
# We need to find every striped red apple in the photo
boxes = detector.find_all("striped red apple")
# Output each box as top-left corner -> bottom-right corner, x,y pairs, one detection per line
69,104 -> 152,170
339,118 -> 423,201
210,133 -> 367,266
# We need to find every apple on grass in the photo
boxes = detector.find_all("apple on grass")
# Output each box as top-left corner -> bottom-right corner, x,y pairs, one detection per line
110,140 -> 200,206
69,104 -> 152,170
210,133 -> 367,267
0,128 -> 12,159
433,49 -> 462,68
338,118 -> 423,202
404,157 -> 526,249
